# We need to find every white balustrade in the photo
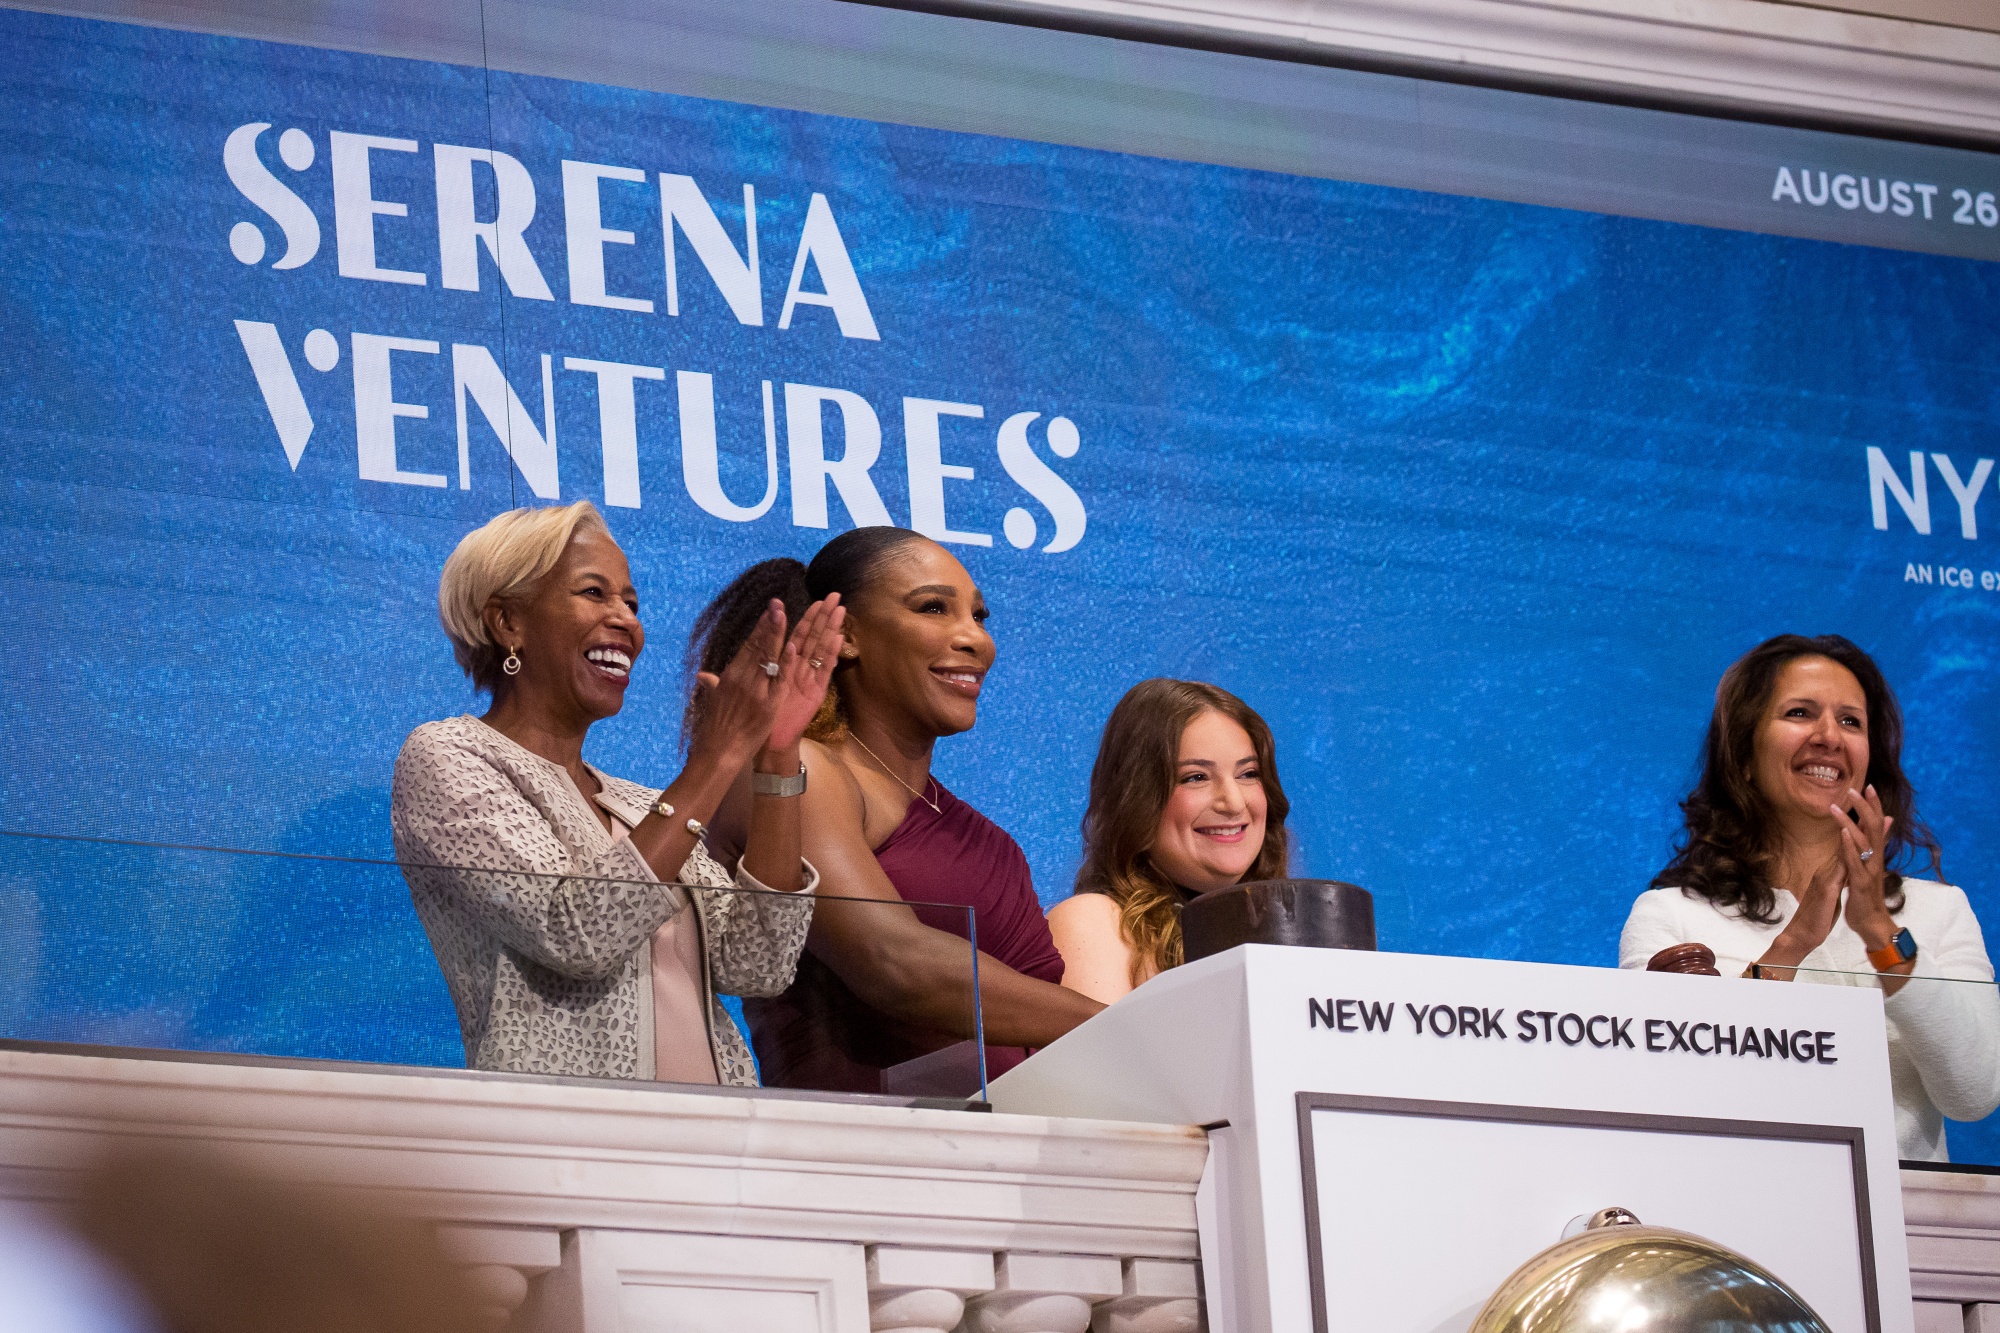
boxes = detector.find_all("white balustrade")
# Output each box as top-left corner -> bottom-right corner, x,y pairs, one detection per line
0,1047 -> 1204,1333
1,1046 -> 1997,1333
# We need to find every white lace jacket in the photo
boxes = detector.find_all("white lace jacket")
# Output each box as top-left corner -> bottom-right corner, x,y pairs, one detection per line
390,715 -> 815,1085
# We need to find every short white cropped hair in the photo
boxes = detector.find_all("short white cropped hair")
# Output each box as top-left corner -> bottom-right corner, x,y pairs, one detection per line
438,500 -> 611,691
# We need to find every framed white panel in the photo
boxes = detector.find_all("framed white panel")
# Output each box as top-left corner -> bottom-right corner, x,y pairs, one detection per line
569,1230 -> 870,1333
1297,1094 -> 1877,1333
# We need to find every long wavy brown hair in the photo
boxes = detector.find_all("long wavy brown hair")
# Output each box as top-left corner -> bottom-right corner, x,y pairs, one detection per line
1075,679 -> 1291,985
1653,634 -> 1942,923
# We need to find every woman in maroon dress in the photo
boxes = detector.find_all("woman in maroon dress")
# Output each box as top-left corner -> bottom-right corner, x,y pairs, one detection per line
688,528 -> 1102,1092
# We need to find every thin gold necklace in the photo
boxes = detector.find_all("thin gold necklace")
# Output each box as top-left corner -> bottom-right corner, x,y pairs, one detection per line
848,733 -> 942,813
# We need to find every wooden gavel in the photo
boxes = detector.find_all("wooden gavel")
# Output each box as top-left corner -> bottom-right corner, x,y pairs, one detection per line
1646,942 -> 1721,976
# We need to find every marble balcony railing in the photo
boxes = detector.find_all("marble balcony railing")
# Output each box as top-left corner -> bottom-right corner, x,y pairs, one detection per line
0,1045 -> 1204,1333
0,1043 -> 1995,1333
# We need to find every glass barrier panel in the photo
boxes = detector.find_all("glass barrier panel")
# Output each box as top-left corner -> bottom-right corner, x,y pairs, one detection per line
0,832 -> 988,1104
1768,966 -> 1996,989
1743,966 -> 2000,1170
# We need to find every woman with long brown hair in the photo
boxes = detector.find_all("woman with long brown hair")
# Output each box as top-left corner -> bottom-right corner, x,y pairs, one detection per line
1621,633 -> 1998,1161
1049,678 -> 1292,1002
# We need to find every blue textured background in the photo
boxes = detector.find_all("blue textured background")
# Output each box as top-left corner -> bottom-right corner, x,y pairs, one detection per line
1,11 -> 1995,1158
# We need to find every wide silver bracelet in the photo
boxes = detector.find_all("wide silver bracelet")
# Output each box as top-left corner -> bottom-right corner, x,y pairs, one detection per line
750,764 -> 808,798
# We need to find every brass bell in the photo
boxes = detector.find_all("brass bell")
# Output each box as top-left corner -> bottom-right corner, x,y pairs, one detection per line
1465,1207 -> 1832,1333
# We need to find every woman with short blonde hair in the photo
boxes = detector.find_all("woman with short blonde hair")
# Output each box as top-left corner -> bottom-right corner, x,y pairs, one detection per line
436,501 -> 611,691
392,500 -> 845,1086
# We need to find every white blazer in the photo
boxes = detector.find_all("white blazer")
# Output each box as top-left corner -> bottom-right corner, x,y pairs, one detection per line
1620,879 -> 2000,1162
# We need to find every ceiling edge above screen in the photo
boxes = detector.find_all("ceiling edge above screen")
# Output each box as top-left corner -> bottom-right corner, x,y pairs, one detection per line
847,0 -> 2000,151
10,0 -> 2000,265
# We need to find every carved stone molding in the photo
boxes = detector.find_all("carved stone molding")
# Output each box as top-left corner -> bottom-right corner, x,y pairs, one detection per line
1091,1258 -> 1203,1333
866,1245 -> 998,1333
963,1252 -> 1126,1333
1903,1168 -> 2000,1304
438,1226 -> 563,1331
863,0 -> 2000,145
0,1047 -> 1206,1259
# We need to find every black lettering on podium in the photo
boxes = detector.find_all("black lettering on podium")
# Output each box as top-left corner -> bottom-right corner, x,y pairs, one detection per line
1556,1013 -> 1585,1046
1517,1012 -> 1540,1042
1714,1024 -> 1737,1056
1335,999 -> 1358,1032
1792,1030 -> 1816,1062
1611,1017 -> 1633,1049
1689,1022 -> 1713,1054
1814,1031 -> 1836,1064
1763,1028 -> 1791,1060
1585,1015 -> 1611,1048
1405,1003 -> 1430,1032
1456,1005 -> 1482,1037
1429,1006 -> 1458,1037
1481,1008 -> 1506,1038
1739,1026 -> 1764,1058
1309,998 -> 1335,1029
1666,1020 -> 1691,1052
1644,1019 -> 1667,1052
1361,1001 -> 1394,1032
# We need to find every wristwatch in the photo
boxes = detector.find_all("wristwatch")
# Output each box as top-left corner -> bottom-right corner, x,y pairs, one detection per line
751,764 -> 808,798
1867,927 -> 1917,972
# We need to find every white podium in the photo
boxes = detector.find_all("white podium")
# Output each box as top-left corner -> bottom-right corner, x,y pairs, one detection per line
991,946 -> 1912,1333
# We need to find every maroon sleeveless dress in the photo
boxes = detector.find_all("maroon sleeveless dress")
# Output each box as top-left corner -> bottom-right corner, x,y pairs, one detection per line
744,779 -> 1063,1093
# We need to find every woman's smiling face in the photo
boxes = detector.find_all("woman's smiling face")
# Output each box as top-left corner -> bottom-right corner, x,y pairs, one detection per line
1751,655 -> 1871,832
841,539 -> 994,739
1146,709 -> 1269,895
492,530 -> 644,725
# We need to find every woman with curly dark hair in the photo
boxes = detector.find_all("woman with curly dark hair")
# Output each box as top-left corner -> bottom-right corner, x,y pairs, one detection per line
1048,679 -> 1291,1002
1620,633 -> 1998,1160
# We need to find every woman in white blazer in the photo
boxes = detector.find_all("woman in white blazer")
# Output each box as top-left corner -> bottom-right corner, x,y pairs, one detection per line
1620,634 -> 1999,1162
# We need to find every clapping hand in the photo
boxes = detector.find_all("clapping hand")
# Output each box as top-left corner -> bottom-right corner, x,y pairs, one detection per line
1832,785 -> 1910,991
1832,784 -> 1896,941
690,599 -> 792,770
767,595 -> 845,753
1760,855 -> 1844,979
1753,785 -> 1900,982
689,596 -> 846,771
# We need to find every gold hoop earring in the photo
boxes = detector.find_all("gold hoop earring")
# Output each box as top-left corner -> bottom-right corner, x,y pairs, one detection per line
503,646 -> 522,677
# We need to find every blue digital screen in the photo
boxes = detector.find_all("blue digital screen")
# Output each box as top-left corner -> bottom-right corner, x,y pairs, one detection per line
2,9 -> 1995,1155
